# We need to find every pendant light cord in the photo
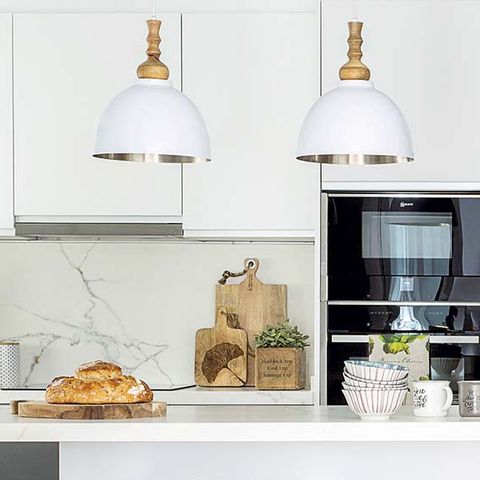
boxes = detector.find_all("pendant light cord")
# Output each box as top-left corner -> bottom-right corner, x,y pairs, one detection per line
352,0 -> 358,21
151,0 -> 156,19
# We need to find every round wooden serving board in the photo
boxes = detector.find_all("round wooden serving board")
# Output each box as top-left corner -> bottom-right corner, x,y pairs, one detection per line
10,400 -> 167,419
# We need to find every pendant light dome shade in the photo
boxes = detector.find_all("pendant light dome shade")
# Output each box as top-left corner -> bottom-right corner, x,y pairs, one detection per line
93,18 -> 210,163
296,80 -> 413,164
296,20 -> 413,165
93,79 -> 210,163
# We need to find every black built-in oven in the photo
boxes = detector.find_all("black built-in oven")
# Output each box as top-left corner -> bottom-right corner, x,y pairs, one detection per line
325,194 -> 480,405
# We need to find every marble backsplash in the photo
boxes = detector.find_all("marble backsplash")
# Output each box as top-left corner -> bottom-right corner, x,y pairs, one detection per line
0,242 -> 314,386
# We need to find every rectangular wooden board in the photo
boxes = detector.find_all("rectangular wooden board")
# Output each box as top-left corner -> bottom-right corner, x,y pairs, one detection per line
216,258 -> 287,385
195,306 -> 248,387
11,400 -> 167,419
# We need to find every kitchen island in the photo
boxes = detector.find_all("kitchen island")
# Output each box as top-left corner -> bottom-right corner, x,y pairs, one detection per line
2,405 -> 480,480
1,405 -> 480,442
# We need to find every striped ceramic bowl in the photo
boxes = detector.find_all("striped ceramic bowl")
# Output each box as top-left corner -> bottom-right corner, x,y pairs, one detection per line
344,360 -> 409,382
342,382 -> 408,392
343,371 -> 408,389
342,388 -> 407,421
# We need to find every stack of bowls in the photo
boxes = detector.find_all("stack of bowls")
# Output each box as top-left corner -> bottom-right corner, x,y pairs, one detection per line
342,360 -> 409,421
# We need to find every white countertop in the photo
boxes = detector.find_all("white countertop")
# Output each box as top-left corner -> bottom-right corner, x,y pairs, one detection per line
2,405 -> 480,443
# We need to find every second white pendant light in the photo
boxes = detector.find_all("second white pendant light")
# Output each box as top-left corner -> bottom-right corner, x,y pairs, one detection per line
93,17 -> 210,163
297,20 -> 414,165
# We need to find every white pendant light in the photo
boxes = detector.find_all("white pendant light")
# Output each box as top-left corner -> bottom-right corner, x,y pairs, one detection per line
93,15 -> 210,163
297,20 -> 413,165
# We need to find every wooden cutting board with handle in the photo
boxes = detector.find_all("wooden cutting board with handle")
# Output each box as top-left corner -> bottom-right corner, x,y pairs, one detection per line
216,258 -> 287,386
10,400 -> 166,419
195,306 -> 248,387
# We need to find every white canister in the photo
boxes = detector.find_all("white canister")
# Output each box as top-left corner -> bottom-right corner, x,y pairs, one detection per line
0,342 -> 20,388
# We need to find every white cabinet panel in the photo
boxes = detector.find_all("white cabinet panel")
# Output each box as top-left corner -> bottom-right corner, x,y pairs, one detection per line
0,14 -> 13,234
322,0 -> 480,187
14,13 -> 182,218
182,13 -> 319,235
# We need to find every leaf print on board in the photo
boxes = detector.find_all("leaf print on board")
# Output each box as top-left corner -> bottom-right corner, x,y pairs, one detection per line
201,342 -> 245,384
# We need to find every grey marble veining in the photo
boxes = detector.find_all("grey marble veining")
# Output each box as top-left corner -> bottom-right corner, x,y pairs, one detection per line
0,242 -> 313,385
1,244 -> 171,385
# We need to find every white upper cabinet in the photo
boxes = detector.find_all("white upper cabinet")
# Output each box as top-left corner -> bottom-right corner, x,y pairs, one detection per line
322,0 -> 480,188
0,14 -> 13,235
14,13 -> 182,219
182,13 -> 319,236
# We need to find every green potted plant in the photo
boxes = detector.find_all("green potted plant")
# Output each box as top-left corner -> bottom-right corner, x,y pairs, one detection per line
254,320 -> 309,390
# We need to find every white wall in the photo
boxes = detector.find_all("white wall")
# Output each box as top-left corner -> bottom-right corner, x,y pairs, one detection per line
0,241 -> 313,386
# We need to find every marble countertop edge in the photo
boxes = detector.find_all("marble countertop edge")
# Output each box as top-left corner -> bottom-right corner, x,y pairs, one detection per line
1,405 -> 480,443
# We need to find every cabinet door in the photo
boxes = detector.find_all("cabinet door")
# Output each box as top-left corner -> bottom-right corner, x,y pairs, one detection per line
322,0 -> 480,188
182,13 -> 319,236
14,13 -> 182,218
0,14 -> 13,234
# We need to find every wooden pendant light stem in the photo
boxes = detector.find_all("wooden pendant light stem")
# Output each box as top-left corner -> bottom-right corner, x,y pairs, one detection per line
339,21 -> 370,81
137,19 -> 170,80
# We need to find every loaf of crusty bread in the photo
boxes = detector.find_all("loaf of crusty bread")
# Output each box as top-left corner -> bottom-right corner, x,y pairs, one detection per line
75,360 -> 123,381
45,361 -> 153,404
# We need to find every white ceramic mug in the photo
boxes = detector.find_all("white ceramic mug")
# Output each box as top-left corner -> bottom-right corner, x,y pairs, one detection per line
413,380 -> 453,417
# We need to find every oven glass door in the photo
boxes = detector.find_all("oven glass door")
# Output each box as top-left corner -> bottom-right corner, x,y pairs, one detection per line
327,304 -> 480,405
328,196 -> 480,301
362,211 -> 452,275
327,335 -> 478,405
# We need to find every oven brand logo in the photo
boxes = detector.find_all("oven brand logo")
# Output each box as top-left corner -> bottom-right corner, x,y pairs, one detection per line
400,201 -> 413,208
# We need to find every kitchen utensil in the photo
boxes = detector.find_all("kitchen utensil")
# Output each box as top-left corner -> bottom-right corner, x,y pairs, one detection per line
343,378 -> 408,390
412,380 -> 453,417
344,360 -> 408,382
216,258 -> 287,385
0,342 -> 20,388
195,305 -> 248,387
343,370 -> 408,388
342,360 -> 408,420
10,400 -> 166,419
342,382 -> 407,392
458,380 -> 480,417
342,388 -> 407,421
